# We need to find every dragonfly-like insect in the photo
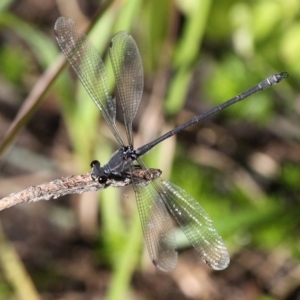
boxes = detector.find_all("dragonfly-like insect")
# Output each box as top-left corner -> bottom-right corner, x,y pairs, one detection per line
54,17 -> 288,272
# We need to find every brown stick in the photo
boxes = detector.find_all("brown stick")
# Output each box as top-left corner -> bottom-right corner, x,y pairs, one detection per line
0,172 -> 133,211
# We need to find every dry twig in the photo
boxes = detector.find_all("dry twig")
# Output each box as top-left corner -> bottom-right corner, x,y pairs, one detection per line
0,166 -> 162,211
0,172 -> 133,211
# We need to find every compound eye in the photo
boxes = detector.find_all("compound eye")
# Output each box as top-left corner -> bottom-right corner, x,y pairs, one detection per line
98,176 -> 107,184
90,160 -> 100,168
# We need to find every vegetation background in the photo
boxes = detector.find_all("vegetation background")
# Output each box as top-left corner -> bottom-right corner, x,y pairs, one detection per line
0,0 -> 299,299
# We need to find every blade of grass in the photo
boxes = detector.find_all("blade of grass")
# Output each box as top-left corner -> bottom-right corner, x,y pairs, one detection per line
106,209 -> 142,300
0,221 -> 40,300
165,0 -> 212,114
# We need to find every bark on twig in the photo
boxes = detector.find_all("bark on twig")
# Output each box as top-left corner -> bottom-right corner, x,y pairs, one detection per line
0,172 -> 132,211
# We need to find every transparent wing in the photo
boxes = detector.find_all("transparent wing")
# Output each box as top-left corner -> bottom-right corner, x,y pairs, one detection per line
158,180 -> 230,270
54,17 -> 124,145
109,31 -> 144,146
132,159 -> 178,272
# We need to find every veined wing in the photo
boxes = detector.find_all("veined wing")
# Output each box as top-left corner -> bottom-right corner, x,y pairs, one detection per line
157,180 -> 230,270
54,17 -> 125,146
109,31 -> 143,146
132,159 -> 178,272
